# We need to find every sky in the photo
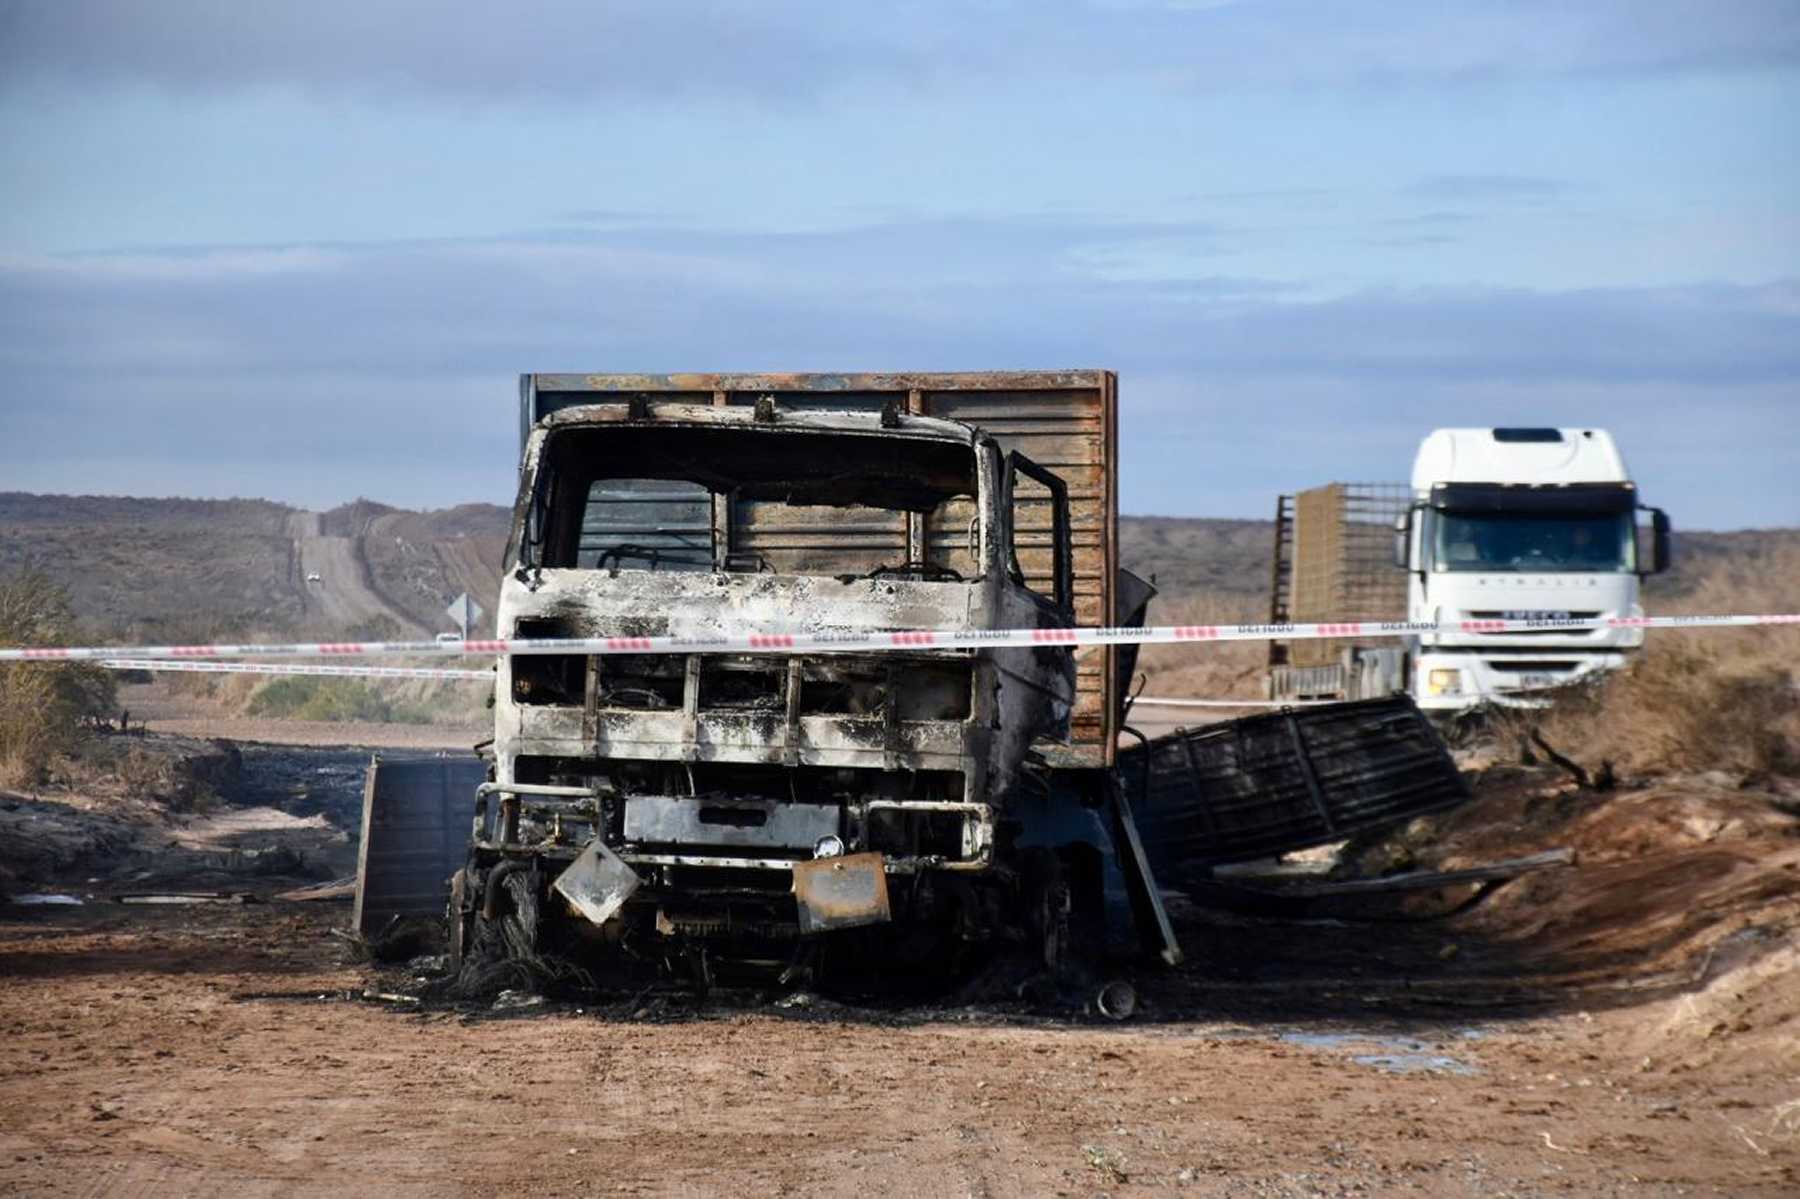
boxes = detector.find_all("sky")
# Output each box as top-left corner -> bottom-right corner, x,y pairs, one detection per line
0,1 -> 1796,529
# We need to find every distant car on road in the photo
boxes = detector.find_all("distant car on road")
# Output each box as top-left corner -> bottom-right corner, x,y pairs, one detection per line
305,572 -> 323,584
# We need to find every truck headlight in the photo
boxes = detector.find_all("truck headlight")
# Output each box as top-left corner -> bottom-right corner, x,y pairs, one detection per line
1426,668 -> 1463,696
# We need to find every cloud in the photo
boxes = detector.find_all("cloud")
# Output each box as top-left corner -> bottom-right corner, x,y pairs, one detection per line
1408,175 -> 1572,204
1,1 -> 1793,102
0,220 -> 1793,525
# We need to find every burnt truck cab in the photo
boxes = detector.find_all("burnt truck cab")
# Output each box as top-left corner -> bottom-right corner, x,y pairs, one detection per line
461,396 -> 1117,975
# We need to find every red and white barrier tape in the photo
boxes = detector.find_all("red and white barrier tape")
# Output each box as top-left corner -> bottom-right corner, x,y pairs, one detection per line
3,613 -> 1793,663
97,659 -> 491,681
1131,696 -> 1338,709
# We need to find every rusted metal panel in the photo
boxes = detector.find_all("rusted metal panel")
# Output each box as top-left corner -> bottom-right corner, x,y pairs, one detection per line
530,370 -> 1109,396
791,852 -> 892,933
353,755 -> 487,935
927,385 -> 1117,762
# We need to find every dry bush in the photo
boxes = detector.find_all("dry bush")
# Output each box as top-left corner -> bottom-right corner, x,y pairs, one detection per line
1502,640 -> 1799,782
0,570 -> 118,787
1479,531 -> 1800,781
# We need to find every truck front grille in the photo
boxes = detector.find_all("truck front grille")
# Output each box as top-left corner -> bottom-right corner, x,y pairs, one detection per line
1465,610 -> 1602,637
512,643 -> 973,722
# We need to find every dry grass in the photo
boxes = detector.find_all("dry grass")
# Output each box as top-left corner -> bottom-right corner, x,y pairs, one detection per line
1498,644 -> 1798,781
1133,589 -> 1270,701
0,570 -> 117,787
1498,542 -> 1800,781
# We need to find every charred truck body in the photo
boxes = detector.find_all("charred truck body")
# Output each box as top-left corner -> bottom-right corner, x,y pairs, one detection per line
457,373 -> 1176,981
351,371 -> 1473,991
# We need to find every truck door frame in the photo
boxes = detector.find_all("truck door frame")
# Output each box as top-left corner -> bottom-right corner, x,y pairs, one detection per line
1003,449 -> 1075,619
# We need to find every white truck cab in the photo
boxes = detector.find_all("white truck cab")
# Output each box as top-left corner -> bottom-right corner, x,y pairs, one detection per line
1398,427 -> 1670,710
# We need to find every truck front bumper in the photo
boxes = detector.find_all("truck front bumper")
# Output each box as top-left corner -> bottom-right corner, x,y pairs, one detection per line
1414,650 -> 1629,711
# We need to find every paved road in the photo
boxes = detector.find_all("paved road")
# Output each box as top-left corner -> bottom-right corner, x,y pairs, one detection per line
287,512 -> 427,635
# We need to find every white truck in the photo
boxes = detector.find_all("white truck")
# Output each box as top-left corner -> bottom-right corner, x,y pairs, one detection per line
1268,427 -> 1671,711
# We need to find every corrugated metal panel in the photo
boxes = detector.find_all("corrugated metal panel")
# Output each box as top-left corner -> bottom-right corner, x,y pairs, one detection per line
1119,696 -> 1469,884
353,756 -> 487,935
524,372 -> 1120,764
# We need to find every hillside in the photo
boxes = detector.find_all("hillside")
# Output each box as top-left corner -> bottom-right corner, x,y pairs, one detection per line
0,492 -> 1790,641
0,493 -> 510,641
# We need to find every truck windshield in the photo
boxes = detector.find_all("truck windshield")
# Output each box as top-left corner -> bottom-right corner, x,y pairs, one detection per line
521,424 -> 981,579
1432,511 -> 1634,573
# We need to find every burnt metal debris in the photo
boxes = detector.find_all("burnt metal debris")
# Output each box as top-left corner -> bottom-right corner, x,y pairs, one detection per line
1120,695 -> 1471,891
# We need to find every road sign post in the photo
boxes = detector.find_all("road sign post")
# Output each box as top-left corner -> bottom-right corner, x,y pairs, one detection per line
445,593 -> 485,639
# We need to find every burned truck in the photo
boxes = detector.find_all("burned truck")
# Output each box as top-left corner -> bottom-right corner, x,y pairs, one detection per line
353,371 -> 1469,993
439,372 -> 1176,985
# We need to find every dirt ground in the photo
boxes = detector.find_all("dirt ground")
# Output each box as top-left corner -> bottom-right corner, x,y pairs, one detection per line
2,738 -> 1797,1197
121,679 -> 481,750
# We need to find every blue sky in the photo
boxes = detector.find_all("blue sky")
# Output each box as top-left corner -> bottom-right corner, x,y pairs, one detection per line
0,1 -> 1795,527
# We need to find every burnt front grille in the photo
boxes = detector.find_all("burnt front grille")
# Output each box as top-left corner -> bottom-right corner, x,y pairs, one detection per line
512,640 -> 974,722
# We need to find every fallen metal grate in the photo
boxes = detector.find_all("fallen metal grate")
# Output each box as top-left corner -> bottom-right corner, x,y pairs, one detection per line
1120,695 -> 1470,883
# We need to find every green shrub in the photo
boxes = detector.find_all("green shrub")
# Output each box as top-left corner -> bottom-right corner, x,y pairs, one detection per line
245,676 -> 440,725
0,570 -> 118,787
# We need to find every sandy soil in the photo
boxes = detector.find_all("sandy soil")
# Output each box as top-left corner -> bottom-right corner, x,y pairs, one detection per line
130,715 -> 478,751
1,747 -> 1795,1196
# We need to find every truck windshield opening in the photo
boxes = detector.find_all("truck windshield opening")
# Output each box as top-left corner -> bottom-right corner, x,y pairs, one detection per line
1432,511 -> 1634,573
523,425 -> 981,578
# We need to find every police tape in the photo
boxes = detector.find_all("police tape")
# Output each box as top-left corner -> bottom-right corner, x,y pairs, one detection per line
97,659 -> 491,681
1130,696 -> 1338,709
3,612 -> 1794,662
89,655 -> 1343,706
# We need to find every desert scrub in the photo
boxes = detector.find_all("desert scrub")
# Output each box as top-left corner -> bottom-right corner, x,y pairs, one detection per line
0,570 -> 116,787
1498,641 -> 1799,782
243,676 -> 465,724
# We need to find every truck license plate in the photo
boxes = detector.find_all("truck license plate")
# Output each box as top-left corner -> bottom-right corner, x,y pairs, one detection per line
1517,673 -> 1556,690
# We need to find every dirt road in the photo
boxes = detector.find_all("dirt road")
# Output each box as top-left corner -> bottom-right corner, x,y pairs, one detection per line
288,512 -> 427,636
1,747 -> 1795,1196
3,898 -> 1793,1197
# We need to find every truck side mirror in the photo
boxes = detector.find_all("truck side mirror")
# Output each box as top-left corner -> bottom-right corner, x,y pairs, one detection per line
1392,510 -> 1411,570
1650,507 -> 1671,575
